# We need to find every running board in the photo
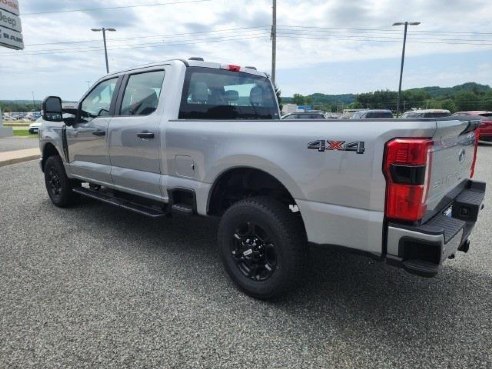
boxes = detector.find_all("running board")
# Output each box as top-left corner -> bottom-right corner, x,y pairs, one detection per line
73,187 -> 167,218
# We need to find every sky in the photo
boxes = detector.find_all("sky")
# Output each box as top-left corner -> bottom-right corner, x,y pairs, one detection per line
0,0 -> 491,101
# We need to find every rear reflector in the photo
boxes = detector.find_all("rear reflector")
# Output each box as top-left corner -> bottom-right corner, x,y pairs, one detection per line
383,138 -> 433,222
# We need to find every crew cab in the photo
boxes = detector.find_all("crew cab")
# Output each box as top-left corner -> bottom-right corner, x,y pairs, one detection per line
39,58 -> 486,299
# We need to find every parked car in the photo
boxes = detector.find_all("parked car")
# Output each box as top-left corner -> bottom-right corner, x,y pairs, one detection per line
350,109 -> 393,119
453,111 -> 492,142
339,109 -> 364,119
28,117 -> 44,134
282,111 -> 326,119
38,58 -> 485,299
401,109 -> 451,118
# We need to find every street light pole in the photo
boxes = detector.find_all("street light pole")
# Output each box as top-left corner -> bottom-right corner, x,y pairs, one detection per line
393,21 -> 420,116
91,27 -> 116,74
271,0 -> 277,85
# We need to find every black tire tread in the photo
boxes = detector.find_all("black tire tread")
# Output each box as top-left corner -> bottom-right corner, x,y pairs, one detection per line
44,155 -> 78,208
218,196 -> 307,299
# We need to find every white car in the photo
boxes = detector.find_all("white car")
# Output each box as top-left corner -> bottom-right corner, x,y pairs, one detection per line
28,117 -> 44,134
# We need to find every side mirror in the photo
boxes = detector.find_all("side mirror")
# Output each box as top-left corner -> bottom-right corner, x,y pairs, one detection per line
42,96 -> 63,122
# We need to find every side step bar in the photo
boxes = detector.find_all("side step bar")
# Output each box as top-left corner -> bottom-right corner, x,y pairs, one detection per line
73,187 -> 167,218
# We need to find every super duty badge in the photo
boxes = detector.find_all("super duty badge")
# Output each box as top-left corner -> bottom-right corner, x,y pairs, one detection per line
307,140 -> 365,154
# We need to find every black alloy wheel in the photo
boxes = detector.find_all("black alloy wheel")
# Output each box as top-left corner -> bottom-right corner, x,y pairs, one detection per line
218,196 -> 307,300
231,221 -> 277,281
44,155 -> 79,207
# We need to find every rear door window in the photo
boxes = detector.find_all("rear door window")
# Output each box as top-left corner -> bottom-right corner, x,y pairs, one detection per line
120,70 -> 165,116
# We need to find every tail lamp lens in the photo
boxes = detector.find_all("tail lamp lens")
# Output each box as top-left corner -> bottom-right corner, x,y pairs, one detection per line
384,138 -> 433,222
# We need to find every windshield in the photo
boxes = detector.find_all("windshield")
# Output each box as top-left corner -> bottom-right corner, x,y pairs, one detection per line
179,67 -> 279,120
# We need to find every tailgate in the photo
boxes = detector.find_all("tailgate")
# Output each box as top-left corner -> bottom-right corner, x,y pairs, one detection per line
425,118 -> 478,216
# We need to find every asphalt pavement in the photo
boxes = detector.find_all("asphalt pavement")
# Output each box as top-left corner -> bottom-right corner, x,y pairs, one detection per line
0,136 -> 39,152
0,146 -> 491,369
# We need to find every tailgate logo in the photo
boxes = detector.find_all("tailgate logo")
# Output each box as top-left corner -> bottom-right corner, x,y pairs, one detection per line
307,140 -> 365,154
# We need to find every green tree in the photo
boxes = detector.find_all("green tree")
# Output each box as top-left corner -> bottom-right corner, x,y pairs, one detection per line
441,99 -> 457,112
304,96 -> 313,106
292,93 -> 305,105
454,92 -> 480,111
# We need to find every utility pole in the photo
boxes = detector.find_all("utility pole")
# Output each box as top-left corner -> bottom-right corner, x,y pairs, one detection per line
393,21 -> 420,116
31,91 -> 36,111
271,0 -> 277,85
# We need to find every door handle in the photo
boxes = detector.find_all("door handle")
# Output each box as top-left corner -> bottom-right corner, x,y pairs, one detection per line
92,130 -> 106,136
137,131 -> 155,139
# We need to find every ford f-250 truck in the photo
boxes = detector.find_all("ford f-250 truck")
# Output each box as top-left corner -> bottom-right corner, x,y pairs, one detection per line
39,58 -> 485,299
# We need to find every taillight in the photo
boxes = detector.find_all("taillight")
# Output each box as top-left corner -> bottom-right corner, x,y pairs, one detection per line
383,138 -> 433,222
470,129 -> 478,178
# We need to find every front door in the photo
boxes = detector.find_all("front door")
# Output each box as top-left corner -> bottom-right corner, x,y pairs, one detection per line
108,69 -> 166,200
66,77 -> 119,185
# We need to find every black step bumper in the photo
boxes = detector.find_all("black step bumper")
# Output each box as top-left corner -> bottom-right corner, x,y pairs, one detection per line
386,180 -> 486,277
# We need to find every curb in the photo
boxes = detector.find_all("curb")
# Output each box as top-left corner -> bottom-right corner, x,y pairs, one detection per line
0,154 -> 40,168
0,148 -> 41,168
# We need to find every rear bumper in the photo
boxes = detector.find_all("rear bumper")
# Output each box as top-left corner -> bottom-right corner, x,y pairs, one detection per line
386,180 -> 486,277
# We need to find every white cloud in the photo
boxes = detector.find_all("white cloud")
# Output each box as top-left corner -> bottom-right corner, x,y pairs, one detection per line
1,0 -> 491,99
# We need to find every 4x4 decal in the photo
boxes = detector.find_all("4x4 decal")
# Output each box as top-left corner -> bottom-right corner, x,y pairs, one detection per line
307,140 -> 365,154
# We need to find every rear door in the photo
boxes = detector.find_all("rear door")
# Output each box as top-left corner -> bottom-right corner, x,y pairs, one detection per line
108,68 -> 166,200
66,77 -> 120,185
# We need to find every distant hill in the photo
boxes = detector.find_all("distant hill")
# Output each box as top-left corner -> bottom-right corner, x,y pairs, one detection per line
405,82 -> 491,99
285,82 -> 491,107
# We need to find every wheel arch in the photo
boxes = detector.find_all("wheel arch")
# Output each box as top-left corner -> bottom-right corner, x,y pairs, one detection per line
206,166 -> 302,217
41,142 -> 62,172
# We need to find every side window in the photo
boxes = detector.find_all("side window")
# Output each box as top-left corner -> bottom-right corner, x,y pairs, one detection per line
80,78 -> 118,122
120,70 -> 165,116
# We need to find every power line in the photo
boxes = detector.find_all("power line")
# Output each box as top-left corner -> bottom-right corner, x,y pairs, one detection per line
22,0 -> 212,15
24,26 -> 269,47
276,27 -> 492,42
21,25 -> 491,50
1,33 -> 269,56
278,24 -> 492,36
276,33 -> 492,46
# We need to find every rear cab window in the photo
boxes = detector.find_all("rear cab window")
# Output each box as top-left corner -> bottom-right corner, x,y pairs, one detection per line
179,67 -> 279,120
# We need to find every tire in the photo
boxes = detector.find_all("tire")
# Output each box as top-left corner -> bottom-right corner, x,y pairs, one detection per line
218,196 -> 307,300
44,155 -> 79,207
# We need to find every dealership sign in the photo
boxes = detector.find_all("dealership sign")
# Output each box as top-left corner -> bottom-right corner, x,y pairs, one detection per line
0,0 -> 23,50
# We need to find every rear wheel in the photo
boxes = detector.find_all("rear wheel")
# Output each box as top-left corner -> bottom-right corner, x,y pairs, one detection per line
218,196 -> 307,299
44,155 -> 79,207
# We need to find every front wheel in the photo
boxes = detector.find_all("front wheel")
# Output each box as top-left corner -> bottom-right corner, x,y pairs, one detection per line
44,155 -> 79,207
218,197 -> 307,300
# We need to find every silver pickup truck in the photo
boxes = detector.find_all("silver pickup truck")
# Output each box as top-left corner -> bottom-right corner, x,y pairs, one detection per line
39,58 -> 486,299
